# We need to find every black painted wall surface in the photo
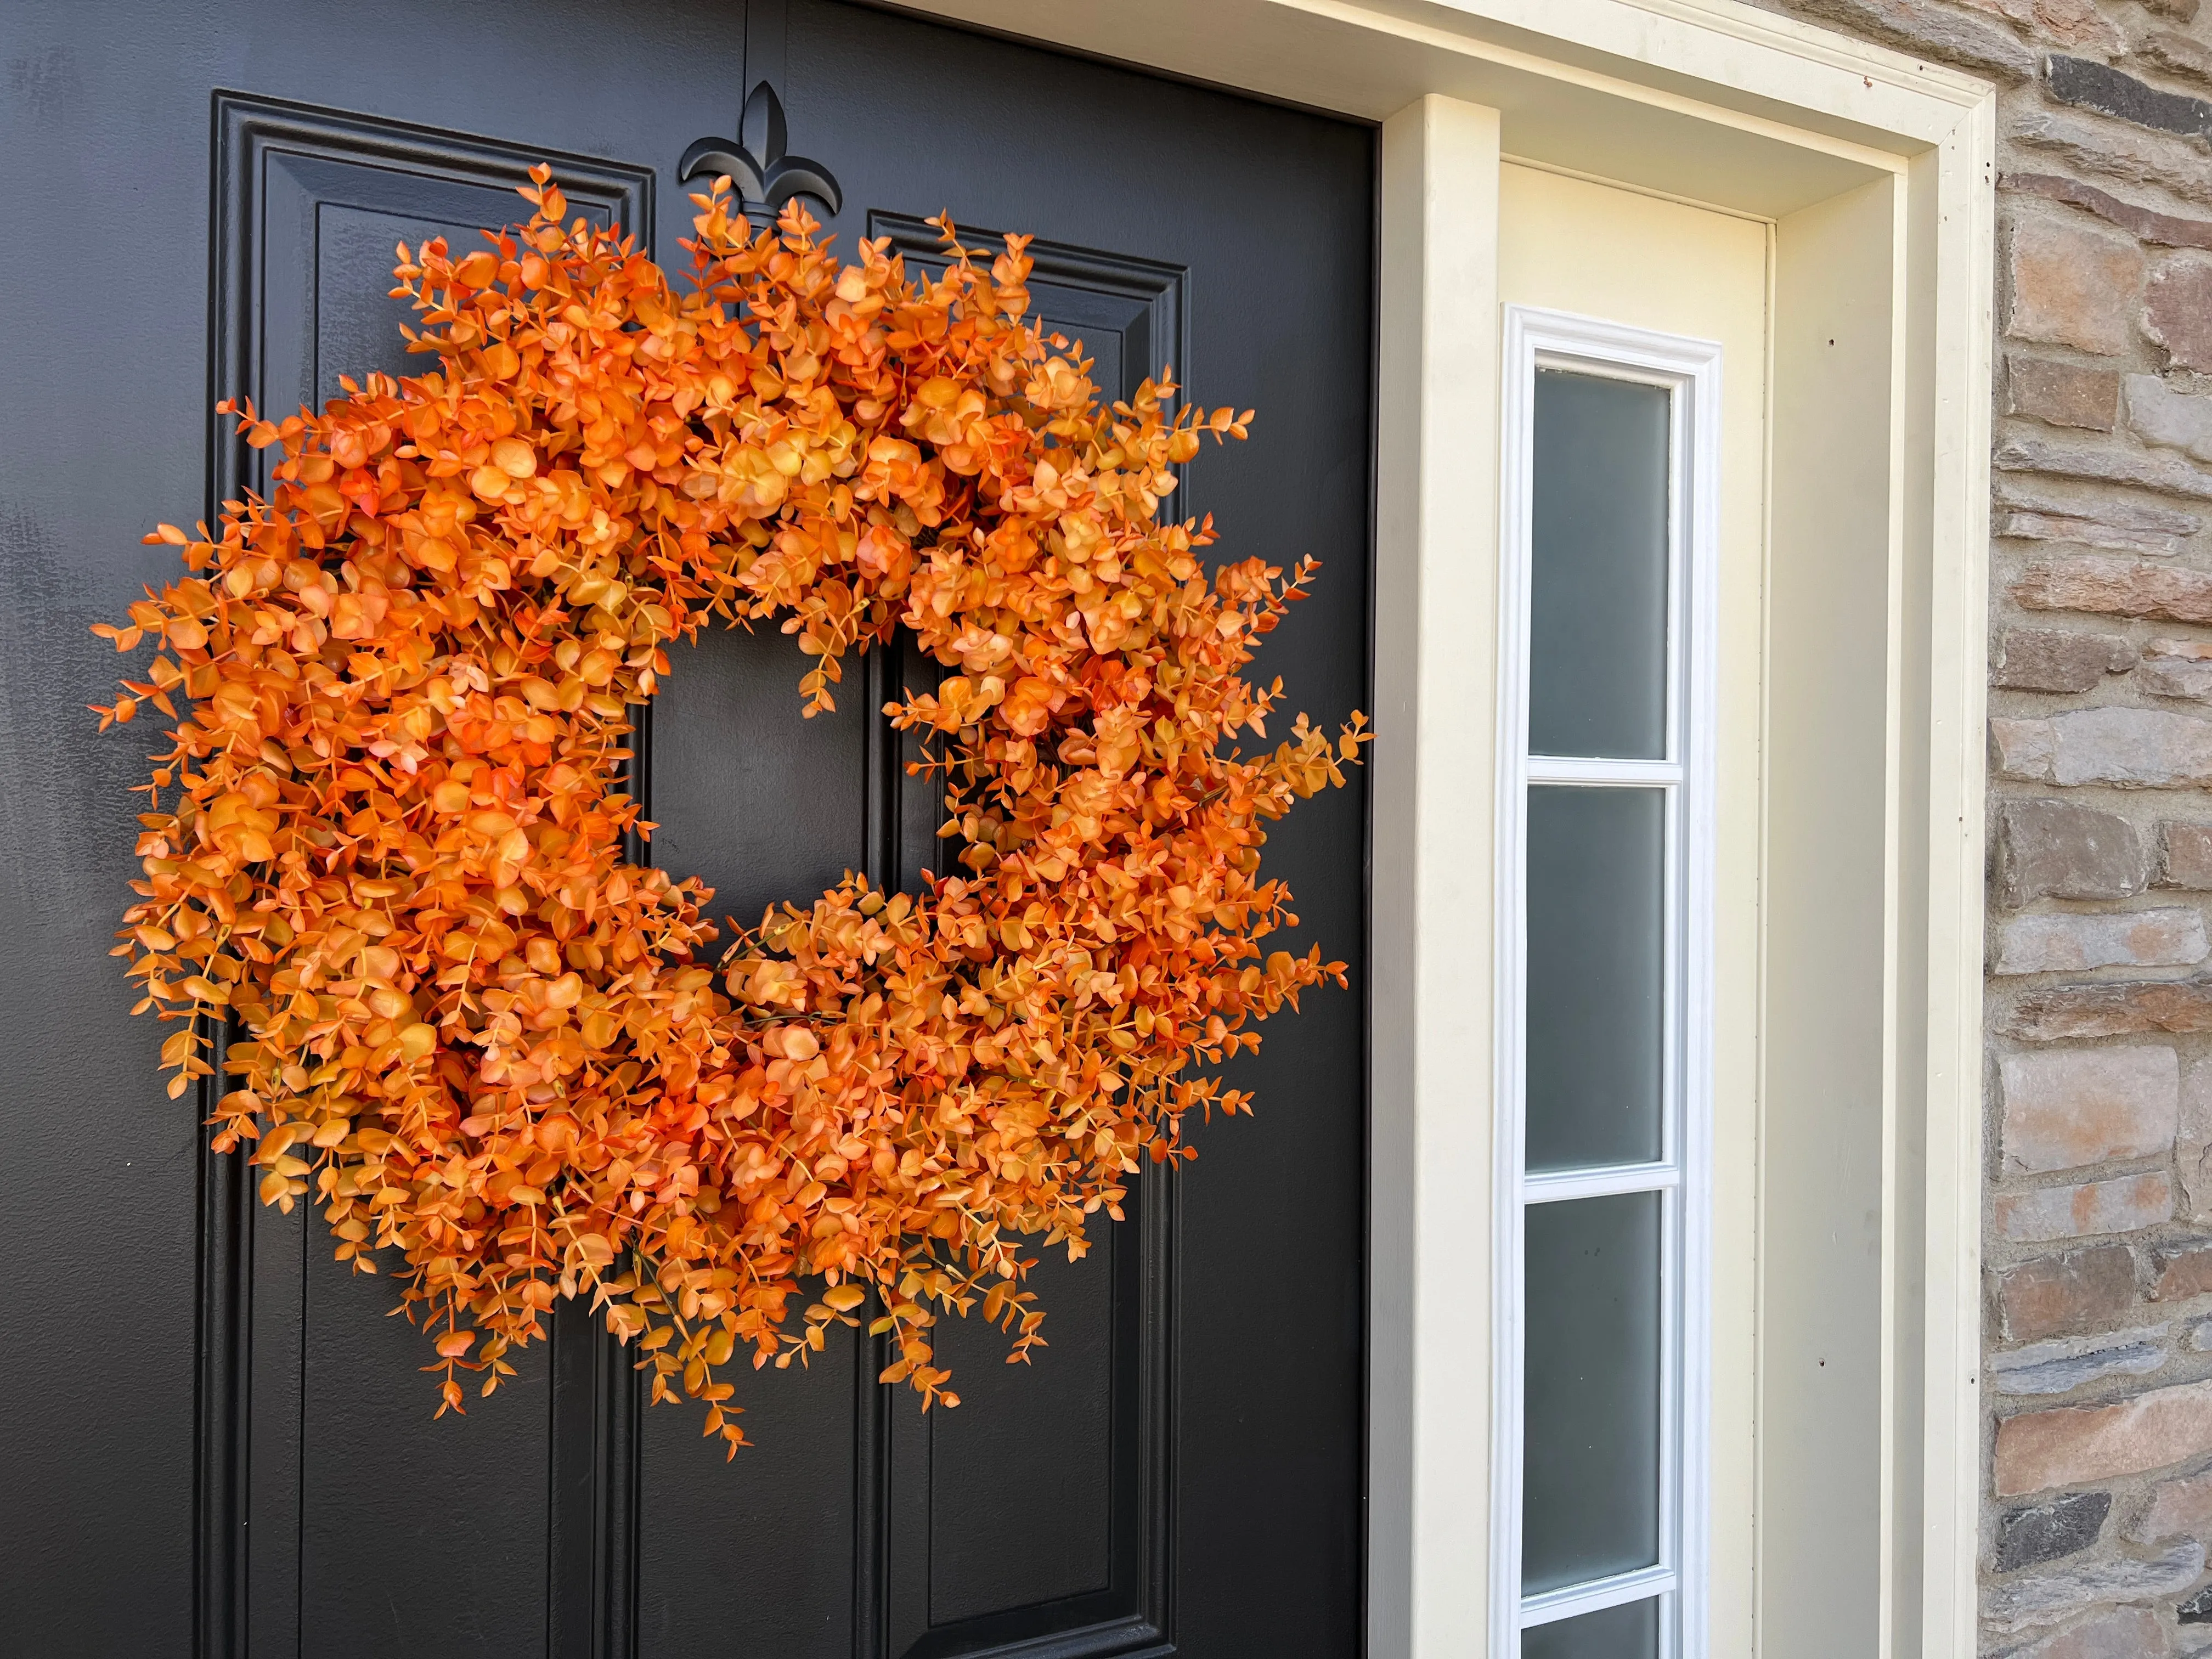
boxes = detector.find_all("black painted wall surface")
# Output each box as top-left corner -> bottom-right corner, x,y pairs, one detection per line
0,3 -> 1373,1655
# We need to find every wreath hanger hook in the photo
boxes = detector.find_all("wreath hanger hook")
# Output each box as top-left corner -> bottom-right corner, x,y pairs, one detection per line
680,81 -> 843,221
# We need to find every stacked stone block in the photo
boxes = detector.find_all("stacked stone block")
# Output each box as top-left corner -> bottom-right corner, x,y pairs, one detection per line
1759,0 -> 2212,1648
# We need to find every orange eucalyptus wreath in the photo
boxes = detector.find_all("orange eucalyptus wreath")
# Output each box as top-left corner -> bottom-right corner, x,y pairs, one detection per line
97,167 -> 1365,1454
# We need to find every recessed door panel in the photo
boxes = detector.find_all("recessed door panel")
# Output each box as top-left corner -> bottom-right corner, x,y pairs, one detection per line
211,95 -> 657,1659
874,221 -> 1181,1659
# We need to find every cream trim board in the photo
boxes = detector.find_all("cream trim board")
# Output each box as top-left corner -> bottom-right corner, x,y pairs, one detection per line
1499,152 -> 1779,226
885,0 -> 1961,213
892,0 -> 1990,130
1491,307 -> 1722,1659
1915,101 -> 1999,1659
1762,170 -> 1904,1658
1371,92 -> 1505,1659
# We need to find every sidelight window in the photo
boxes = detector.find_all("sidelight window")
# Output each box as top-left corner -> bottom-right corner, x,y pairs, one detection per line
1492,309 -> 1720,1659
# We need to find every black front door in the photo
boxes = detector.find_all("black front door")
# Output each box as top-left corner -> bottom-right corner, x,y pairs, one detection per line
0,5 -> 1372,1655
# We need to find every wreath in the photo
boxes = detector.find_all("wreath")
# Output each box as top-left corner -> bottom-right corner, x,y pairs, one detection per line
98,167 -> 1364,1453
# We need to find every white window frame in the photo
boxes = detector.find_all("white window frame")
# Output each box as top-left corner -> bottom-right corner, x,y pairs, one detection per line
1491,308 -> 1720,1659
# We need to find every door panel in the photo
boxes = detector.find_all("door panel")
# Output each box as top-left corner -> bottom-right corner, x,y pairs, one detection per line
210,92 -> 661,1659
0,3 -> 1372,1654
879,222 -> 1178,1659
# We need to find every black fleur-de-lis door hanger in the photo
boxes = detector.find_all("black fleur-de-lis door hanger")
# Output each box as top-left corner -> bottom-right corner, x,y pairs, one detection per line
680,81 -> 842,222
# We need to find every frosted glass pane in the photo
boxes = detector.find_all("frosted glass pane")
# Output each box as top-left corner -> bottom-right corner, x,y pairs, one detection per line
1525,787 -> 1665,1171
1522,1192 -> 1663,1594
1529,370 -> 1670,760
1522,1597 -> 1660,1659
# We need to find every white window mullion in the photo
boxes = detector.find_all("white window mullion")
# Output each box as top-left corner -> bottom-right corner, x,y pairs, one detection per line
1521,1564 -> 1680,1628
1525,755 -> 1682,787
1523,1163 -> 1679,1204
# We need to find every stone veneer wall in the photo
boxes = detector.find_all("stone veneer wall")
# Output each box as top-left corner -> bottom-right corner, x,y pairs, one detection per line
1747,0 -> 2212,1651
